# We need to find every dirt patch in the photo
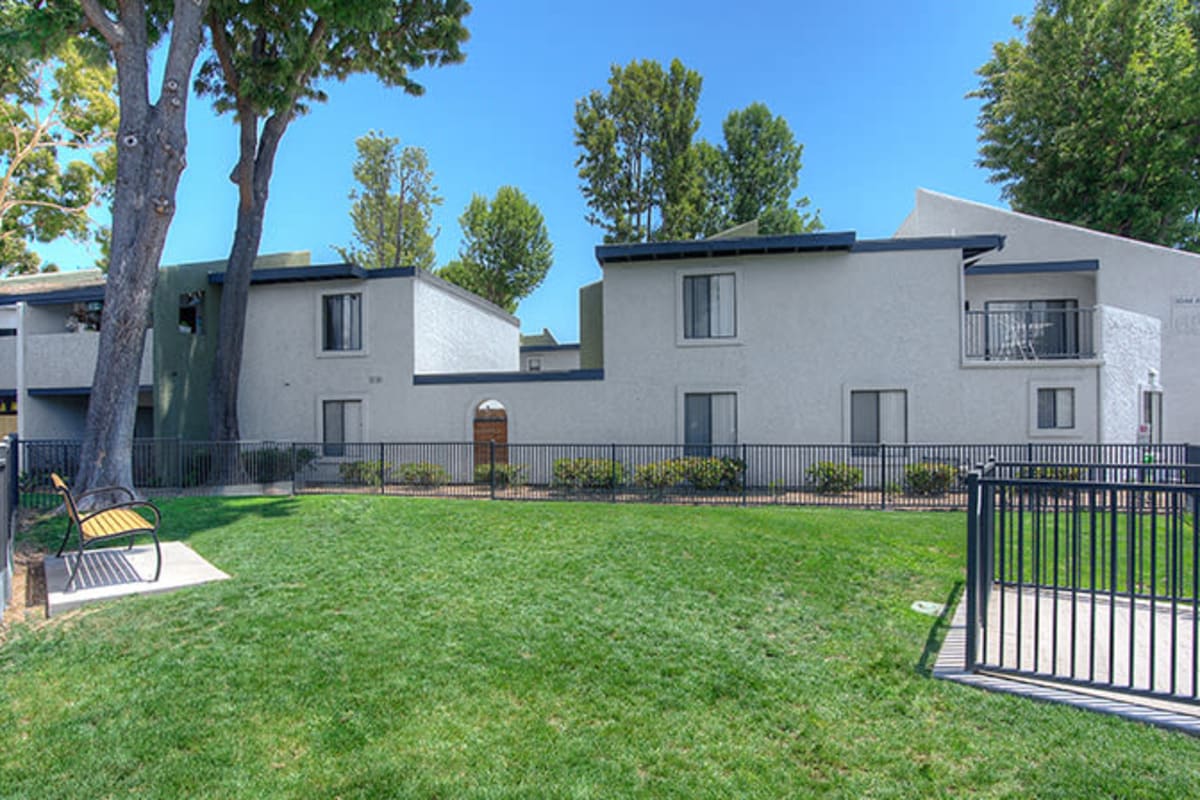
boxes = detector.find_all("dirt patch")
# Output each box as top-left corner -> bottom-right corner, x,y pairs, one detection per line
2,543 -> 48,634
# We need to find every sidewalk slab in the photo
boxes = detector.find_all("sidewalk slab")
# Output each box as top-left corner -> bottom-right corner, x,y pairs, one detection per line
934,597 -> 1200,736
44,542 -> 229,616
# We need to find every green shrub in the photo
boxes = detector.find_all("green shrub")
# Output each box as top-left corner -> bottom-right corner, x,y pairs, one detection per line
903,462 -> 959,496
398,461 -> 450,487
1023,465 -> 1084,482
1017,465 -> 1084,498
552,457 -> 626,491
676,456 -> 745,491
805,461 -> 862,494
633,460 -> 684,491
632,456 -> 746,492
239,445 -> 317,483
474,463 -> 527,488
339,460 -> 392,487
182,448 -> 213,488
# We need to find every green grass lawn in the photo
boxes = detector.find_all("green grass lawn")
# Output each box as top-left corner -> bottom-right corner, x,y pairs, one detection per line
2,497 -> 1199,798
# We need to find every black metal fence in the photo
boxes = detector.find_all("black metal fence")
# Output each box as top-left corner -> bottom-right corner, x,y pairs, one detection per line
1,439 -> 12,617
965,456 -> 1200,703
14,436 -> 1194,512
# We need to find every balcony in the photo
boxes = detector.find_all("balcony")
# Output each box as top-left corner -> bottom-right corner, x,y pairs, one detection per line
23,330 -> 154,389
964,307 -> 1096,361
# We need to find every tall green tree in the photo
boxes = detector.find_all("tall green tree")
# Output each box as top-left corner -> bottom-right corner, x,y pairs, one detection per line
709,102 -> 820,236
437,186 -> 552,313
1,38 -> 116,276
200,0 -> 470,443
974,0 -> 1200,249
335,130 -> 441,270
574,58 -> 703,243
6,0 -> 210,497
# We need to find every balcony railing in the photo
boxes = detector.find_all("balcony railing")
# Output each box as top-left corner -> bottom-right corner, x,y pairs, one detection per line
964,307 -> 1095,360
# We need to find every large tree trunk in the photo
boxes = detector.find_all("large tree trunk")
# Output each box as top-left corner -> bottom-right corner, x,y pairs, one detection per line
208,113 -> 289,443
75,0 -> 208,501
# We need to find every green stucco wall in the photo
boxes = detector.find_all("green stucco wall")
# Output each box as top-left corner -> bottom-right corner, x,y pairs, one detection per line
578,280 -> 603,370
153,251 -> 311,439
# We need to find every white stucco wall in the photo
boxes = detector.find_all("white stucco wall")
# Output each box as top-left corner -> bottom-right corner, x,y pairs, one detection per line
396,245 -> 1104,449
22,395 -> 89,440
412,272 -> 518,374
964,272 -> 1097,311
23,330 -> 153,389
1097,305 -> 1162,444
520,347 -> 580,373
0,339 -> 13,391
237,275 -> 416,442
900,189 -> 1200,441
236,225 -> 1114,448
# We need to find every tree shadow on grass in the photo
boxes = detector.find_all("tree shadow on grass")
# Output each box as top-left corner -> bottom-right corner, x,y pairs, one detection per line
16,495 -> 304,553
915,580 -> 963,677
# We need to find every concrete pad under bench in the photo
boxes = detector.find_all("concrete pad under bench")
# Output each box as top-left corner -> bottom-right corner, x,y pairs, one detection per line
44,542 -> 230,616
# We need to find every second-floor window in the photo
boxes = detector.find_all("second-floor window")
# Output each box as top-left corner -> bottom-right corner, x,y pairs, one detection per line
683,273 -> 735,339
323,293 -> 362,352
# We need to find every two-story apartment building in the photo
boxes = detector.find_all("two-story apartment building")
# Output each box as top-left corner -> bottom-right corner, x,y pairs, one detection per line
1,190 -> 1193,453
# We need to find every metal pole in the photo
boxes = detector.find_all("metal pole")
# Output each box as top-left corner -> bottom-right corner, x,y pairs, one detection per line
965,469 -> 980,672
741,443 -> 748,507
880,442 -> 887,510
610,443 -> 617,503
489,439 -> 496,500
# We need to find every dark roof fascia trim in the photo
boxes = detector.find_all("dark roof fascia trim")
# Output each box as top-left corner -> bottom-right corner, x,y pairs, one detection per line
520,344 -> 581,353
28,384 -> 152,397
851,235 -> 1006,258
367,267 -> 418,280
207,264 -> 415,286
966,259 -> 1099,276
0,286 -> 107,306
595,232 -> 857,265
414,369 -> 604,386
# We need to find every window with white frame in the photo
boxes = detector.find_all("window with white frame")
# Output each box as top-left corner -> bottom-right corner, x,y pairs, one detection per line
850,390 -> 907,447
1036,387 -> 1075,430
682,273 -> 735,339
684,392 -> 737,455
322,293 -> 362,352
322,399 -> 362,456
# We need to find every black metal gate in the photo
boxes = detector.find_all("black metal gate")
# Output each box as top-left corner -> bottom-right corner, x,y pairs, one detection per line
966,457 -> 1200,703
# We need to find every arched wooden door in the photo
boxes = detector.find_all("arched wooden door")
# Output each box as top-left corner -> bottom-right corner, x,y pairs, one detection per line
473,399 -> 508,469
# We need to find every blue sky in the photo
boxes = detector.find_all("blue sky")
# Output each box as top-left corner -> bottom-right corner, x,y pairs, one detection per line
41,0 -> 1032,341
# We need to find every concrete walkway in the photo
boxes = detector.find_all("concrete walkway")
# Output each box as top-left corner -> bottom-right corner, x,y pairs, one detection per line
935,592 -> 1200,735
44,542 -> 229,616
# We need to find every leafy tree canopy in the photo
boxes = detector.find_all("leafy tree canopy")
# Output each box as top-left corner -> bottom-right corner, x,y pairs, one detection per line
574,58 -> 703,243
701,102 -> 821,236
1,37 -> 116,276
438,186 -> 552,313
336,130 -> 441,270
575,60 -> 819,243
974,0 -> 1200,249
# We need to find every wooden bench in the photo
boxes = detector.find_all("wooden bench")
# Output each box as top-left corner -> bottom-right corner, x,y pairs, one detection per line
51,473 -> 162,592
